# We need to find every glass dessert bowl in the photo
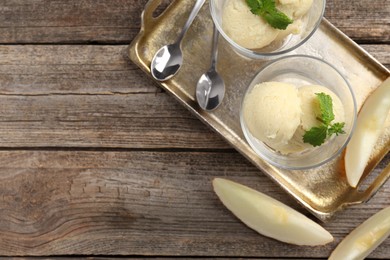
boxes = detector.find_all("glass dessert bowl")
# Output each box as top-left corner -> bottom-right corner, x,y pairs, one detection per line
240,55 -> 357,170
210,0 -> 326,59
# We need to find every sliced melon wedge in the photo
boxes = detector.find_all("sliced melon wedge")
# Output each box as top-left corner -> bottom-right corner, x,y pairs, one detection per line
329,206 -> 390,260
345,77 -> 390,188
212,178 -> 333,246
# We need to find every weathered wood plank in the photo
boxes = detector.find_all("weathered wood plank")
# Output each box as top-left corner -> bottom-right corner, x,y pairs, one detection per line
362,44 -> 390,68
0,150 -> 388,257
0,0 -> 387,44
0,94 -> 228,149
0,45 -> 388,96
0,0 -> 149,44
0,45 -> 159,94
325,0 -> 390,43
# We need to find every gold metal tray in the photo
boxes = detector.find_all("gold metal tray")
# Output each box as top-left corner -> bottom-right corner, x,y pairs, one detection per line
129,0 -> 390,221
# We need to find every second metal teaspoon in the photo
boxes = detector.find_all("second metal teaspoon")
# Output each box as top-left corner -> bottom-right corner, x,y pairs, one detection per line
196,24 -> 225,111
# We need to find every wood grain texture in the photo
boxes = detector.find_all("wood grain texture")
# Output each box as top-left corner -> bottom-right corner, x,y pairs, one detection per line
0,45 -> 159,94
0,0 -> 387,44
0,0 -> 148,44
0,94 -> 228,149
325,0 -> 390,43
0,150 -> 388,257
362,44 -> 390,68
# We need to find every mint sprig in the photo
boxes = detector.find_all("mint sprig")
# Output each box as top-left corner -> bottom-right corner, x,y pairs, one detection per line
246,0 -> 293,30
303,93 -> 346,147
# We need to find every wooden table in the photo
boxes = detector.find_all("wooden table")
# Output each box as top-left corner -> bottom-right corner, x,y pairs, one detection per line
0,0 -> 388,258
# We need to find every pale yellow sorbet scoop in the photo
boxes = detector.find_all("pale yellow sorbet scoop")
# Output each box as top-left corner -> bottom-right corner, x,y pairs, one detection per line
243,82 -> 301,149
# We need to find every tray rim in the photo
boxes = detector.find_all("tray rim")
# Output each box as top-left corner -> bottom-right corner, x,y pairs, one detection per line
128,0 -> 390,221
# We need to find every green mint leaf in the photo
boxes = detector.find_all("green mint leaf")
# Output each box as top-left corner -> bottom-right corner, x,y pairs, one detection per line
303,94 -> 346,147
328,122 -> 346,136
303,125 -> 328,147
262,0 -> 276,10
246,0 -> 293,30
246,0 -> 263,14
316,93 -> 335,125
263,9 -> 293,30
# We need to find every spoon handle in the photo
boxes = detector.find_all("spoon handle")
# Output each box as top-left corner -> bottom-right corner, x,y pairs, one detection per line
210,23 -> 219,70
177,0 -> 206,43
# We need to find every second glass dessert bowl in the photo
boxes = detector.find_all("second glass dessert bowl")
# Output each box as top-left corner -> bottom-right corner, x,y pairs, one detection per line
210,0 -> 326,59
240,55 -> 357,170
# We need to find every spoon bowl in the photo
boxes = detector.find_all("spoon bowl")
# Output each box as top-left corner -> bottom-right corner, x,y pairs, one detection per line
151,43 -> 183,81
196,24 -> 225,111
196,69 -> 225,111
150,0 -> 205,82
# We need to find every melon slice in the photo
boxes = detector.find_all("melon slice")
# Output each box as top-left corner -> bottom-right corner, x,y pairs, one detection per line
329,206 -> 390,260
345,77 -> 390,187
212,178 -> 333,246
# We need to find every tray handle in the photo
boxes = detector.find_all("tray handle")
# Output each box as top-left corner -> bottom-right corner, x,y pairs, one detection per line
360,162 -> 390,202
141,0 -> 175,29
348,153 -> 390,205
129,0 -> 175,64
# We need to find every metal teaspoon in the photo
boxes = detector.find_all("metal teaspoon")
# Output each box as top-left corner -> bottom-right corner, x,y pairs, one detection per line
196,24 -> 225,111
150,0 -> 206,81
